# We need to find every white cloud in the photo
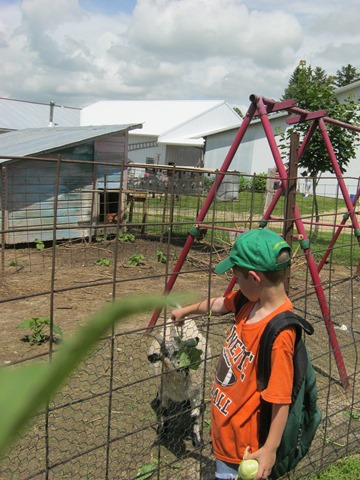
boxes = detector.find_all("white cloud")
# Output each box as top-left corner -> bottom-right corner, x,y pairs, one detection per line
0,0 -> 358,110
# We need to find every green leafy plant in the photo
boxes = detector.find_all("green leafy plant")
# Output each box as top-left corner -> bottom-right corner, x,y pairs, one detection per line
95,258 -> 110,266
118,232 -> 136,243
0,294 -> 182,456
251,172 -> 267,192
156,249 -> 167,264
8,259 -> 19,267
175,336 -> 203,370
136,458 -> 159,479
239,175 -> 251,191
17,317 -> 63,345
95,236 -> 105,242
128,254 -> 145,266
136,456 -> 179,479
34,238 -> 45,251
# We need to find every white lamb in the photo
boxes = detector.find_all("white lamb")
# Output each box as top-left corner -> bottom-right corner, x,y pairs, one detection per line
147,316 -> 210,448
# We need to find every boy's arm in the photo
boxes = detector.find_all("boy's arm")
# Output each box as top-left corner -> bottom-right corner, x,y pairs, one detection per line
171,297 -> 229,326
246,403 -> 289,480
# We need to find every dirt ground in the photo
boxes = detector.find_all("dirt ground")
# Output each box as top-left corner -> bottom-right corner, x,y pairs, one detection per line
0,235 -> 359,479
0,236 -> 231,364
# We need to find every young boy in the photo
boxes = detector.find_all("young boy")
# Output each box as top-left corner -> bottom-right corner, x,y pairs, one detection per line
171,228 -> 295,480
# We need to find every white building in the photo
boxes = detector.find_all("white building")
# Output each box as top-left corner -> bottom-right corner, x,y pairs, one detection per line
204,82 -> 360,198
81,100 -> 241,168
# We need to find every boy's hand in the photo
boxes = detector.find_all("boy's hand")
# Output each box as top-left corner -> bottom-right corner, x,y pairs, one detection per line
171,308 -> 186,326
244,446 -> 275,480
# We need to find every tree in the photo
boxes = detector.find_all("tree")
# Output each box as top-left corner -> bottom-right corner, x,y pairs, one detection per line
280,62 -> 360,238
281,62 -> 359,177
335,64 -> 360,87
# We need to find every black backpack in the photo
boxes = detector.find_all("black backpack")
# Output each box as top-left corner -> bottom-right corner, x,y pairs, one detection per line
235,293 -> 322,479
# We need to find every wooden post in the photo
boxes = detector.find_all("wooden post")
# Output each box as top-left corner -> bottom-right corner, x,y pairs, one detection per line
264,167 -> 276,214
1,166 -> 7,272
283,132 -> 299,293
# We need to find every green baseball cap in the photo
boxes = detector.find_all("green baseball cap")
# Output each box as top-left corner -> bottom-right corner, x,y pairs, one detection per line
214,228 -> 291,274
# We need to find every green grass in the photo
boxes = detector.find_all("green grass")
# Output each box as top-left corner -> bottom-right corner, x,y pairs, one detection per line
308,455 -> 360,479
130,191 -> 359,266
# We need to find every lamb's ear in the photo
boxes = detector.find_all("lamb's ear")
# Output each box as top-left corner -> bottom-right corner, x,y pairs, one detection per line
148,353 -> 161,363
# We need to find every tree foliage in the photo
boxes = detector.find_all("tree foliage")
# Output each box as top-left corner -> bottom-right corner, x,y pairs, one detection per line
334,64 -> 360,87
280,63 -> 360,178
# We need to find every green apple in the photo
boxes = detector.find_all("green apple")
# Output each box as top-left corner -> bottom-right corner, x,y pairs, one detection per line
237,459 -> 259,480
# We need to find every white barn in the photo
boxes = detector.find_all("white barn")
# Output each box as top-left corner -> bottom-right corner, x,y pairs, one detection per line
81,100 -> 241,168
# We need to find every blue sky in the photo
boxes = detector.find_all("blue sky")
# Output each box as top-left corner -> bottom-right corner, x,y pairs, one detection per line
79,0 -> 136,15
0,0 -> 359,109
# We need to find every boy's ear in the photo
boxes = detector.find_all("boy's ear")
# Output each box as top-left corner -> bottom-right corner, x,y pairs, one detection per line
248,270 -> 261,283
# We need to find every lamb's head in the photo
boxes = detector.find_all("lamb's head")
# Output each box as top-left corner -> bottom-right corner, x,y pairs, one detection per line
148,334 -> 202,374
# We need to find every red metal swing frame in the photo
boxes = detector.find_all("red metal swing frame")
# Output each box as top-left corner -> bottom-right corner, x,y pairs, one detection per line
147,94 -> 360,390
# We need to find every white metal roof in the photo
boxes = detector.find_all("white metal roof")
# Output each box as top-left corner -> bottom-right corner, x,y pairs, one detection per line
81,99 -> 242,148
0,124 -> 141,161
0,97 -> 81,131
81,100 -> 234,135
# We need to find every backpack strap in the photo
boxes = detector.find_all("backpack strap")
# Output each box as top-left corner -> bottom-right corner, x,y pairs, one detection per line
234,291 -> 249,315
257,312 -> 313,391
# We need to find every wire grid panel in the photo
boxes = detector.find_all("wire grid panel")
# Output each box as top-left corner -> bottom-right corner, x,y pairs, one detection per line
0,159 -> 359,479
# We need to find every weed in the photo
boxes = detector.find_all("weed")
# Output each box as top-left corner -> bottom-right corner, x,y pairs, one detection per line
95,258 -> 110,266
128,254 -> 145,266
156,249 -> 167,264
136,459 -> 159,479
34,238 -> 45,251
17,317 -> 63,345
118,232 -> 136,243
8,259 -> 19,267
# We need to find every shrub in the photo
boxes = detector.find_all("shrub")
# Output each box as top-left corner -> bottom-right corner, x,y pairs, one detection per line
251,172 -> 267,192
239,175 -> 252,191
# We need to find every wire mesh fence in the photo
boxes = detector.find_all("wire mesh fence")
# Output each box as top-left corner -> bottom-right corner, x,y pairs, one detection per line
0,157 -> 359,479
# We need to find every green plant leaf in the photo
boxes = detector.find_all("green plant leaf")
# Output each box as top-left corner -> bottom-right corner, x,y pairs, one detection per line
177,344 -> 202,370
95,258 -> 110,266
16,320 -> 33,329
0,294 -> 181,456
37,317 -> 50,325
136,462 -> 157,479
53,324 -> 63,336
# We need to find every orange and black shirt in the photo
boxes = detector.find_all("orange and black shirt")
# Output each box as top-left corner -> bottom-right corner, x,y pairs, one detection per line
210,291 -> 295,464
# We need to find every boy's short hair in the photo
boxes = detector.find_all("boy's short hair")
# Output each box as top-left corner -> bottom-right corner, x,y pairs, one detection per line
215,228 -> 291,274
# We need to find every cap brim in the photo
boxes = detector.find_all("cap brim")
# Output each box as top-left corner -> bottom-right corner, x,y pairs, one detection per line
214,257 -> 234,274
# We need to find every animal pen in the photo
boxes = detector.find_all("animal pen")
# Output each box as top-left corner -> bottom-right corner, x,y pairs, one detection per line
0,94 -> 359,479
